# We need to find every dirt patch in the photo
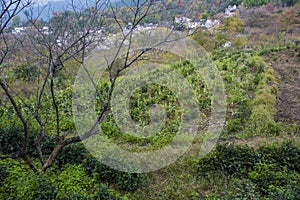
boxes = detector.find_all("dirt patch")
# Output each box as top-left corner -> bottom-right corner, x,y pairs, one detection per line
216,135 -> 300,149
264,48 -> 300,133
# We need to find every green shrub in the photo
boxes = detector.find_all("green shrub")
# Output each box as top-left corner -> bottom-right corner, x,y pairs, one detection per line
246,56 -> 265,74
0,159 -> 38,200
222,179 -> 261,199
248,162 -> 300,197
0,164 -> 8,184
246,59 -> 279,136
56,142 -> 89,166
276,142 -> 300,172
199,143 -> 300,175
115,172 -> 144,191
28,134 -> 56,158
0,124 -> 50,157
225,118 -> 243,133
32,174 -> 57,200
92,184 -> 122,200
267,185 -> 300,200
0,125 -> 24,154
14,64 -> 39,82
84,156 -> 144,191
0,159 -> 125,200
56,164 -> 93,199
51,147 -> 145,192
247,104 -> 281,136
258,142 -> 300,172
68,185 -> 122,200
199,144 -> 259,176
199,143 -> 300,198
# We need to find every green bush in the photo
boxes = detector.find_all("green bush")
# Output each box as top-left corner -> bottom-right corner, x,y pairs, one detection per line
246,56 -> 265,74
0,159 -> 125,200
276,142 -> 300,172
0,125 -> 24,154
199,143 -> 300,199
225,118 -> 243,133
115,172 -> 144,191
56,142 -> 89,166
0,159 -> 58,199
199,142 -> 300,175
92,184 -> 122,200
28,134 -> 56,158
258,142 -> 300,172
66,184 -> 122,200
247,104 -> 281,136
222,179 -> 261,199
56,164 -> 93,199
248,162 -> 300,197
0,159 -> 38,200
31,174 -> 57,200
0,124 -> 50,157
84,156 -> 144,191
246,59 -> 279,136
27,141 -> 146,192
14,64 -> 39,82
199,144 -> 259,176
0,164 -> 8,184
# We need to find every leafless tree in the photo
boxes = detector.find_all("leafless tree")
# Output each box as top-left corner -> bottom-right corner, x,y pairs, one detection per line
0,0 -> 36,171
0,0 -> 186,173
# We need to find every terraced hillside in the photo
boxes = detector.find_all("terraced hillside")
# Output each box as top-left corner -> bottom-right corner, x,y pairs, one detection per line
265,47 -> 300,133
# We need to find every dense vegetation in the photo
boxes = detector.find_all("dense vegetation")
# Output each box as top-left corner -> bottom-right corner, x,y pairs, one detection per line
198,142 -> 300,199
1,0 -> 300,199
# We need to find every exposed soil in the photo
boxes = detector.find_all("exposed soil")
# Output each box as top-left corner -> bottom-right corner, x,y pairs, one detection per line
264,48 -> 300,133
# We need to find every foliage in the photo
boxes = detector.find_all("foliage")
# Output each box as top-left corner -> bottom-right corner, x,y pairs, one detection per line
248,162 -> 300,197
46,141 -> 145,192
56,142 -> 88,166
84,156 -> 145,191
222,179 -> 262,199
223,16 -> 245,33
28,134 -> 56,158
92,184 -> 123,200
0,124 -> 57,159
0,160 -> 123,200
0,164 -> 8,184
258,142 -> 300,172
0,125 -> 24,154
199,144 -> 260,176
192,30 -> 215,52
0,159 -> 39,200
243,0 -> 269,8
13,63 -> 39,82
56,164 -> 93,199
199,142 -> 300,199
115,172 -> 145,191
1,1 -> 300,199
245,56 -> 280,136
212,50 -> 280,137
233,36 -> 248,49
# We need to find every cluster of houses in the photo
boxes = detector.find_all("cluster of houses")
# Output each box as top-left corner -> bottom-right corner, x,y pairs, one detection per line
124,22 -> 157,33
11,27 -> 26,34
10,5 -> 239,49
174,5 -> 237,30
174,17 -> 221,30
12,26 -> 52,35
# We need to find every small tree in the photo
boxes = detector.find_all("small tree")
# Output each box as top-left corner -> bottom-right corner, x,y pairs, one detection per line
0,0 -> 190,173
0,0 -> 35,170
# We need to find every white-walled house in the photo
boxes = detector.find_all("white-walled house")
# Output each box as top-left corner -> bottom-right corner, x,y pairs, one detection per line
12,27 -> 25,34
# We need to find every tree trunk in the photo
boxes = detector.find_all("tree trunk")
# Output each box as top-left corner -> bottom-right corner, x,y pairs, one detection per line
41,143 -> 64,173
